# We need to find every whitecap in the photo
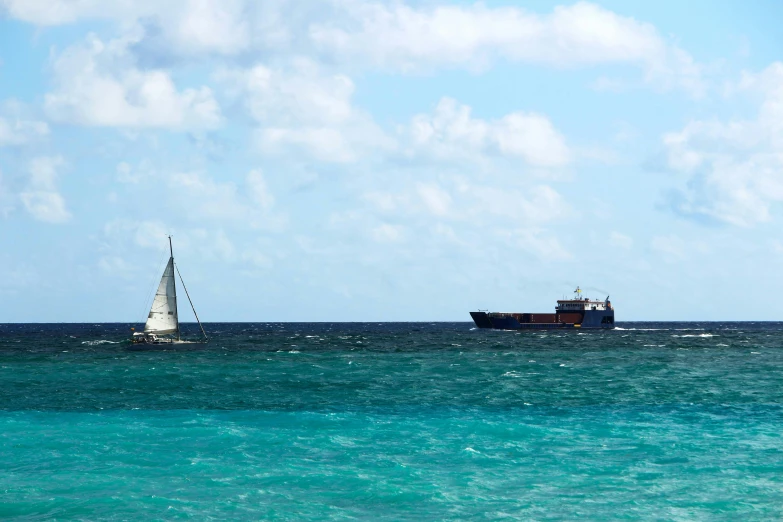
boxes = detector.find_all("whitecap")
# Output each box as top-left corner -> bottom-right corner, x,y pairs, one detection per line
81,340 -> 119,345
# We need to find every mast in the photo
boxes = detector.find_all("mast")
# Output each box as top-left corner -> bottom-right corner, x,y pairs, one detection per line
175,263 -> 209,342
170,235 -> 180,341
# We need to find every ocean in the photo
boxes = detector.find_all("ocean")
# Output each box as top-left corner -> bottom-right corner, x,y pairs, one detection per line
1,322 -> 782,520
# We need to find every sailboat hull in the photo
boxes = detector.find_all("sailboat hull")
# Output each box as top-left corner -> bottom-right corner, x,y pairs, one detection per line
131,332 -> 205,345
127,339 -> 206,351
131,339 -> 197,345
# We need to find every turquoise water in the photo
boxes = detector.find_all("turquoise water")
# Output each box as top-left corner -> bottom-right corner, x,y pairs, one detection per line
1,323 -> 783,519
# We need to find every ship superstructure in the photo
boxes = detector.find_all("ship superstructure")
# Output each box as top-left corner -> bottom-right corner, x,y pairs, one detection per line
470,287 -> 615,330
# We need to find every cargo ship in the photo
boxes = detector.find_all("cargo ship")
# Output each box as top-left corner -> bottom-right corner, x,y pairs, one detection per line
470,287 -> 615,330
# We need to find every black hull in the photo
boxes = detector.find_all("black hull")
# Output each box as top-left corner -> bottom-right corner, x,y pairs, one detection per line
470,311 -> 615,330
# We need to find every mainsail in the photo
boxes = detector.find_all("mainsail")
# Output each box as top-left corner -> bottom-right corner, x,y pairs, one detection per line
143,257 -> 178,336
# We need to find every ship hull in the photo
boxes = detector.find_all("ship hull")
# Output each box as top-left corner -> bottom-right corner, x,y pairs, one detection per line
470,310 -> 615,330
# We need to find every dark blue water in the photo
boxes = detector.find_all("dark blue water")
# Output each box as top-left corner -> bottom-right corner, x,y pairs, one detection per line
1,322 -> 782,519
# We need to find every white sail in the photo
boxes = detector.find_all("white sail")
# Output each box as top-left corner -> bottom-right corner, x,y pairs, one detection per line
144,257 -> 178,335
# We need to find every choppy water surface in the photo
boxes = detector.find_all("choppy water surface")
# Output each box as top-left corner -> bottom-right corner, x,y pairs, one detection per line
1,322 -> 782,519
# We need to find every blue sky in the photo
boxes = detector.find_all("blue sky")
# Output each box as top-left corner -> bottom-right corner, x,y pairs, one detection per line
1,0 -> 781,322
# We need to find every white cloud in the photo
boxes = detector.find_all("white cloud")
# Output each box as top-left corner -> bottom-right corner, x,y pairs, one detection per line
770,240 -> 783,255
115,161 -> 154,184
650,234 -> 686,262
102,219 -> 275,273
134,221 -> 171,249
246,169 -> 275,211
258,127 -> 360,163
104,219 -> 169,249
44,33 -> 221,129
407,97 -> 570,167
218,60 -> 391,162
154,0 -> 250,56
0,116 -> 49,147
0,169 -> 14,217
98,255 -> 137,277
0,0 -> 141,25
467,184 -> 570,223
220,60 -> 355,125
504,229 -> 572,261
3,1 -> 703,95
20,156 -> 71,223
310,1 -> 704,94
103,167 -> 285,276
113,168 -> 283,234
663,62 -> 783,226
362,191 -> 401,213
0,0 -> 249,53
167,170 -> 278,227
220,71 -> 570,165
610,231 -> 633,249
416,182 -> 451,216
364,179 -> 570,226
351,179 -> 572,259
371,223 -> 403,242
20,191 -> 70,223
0,100 -> 49,148
212,231 -> 236,262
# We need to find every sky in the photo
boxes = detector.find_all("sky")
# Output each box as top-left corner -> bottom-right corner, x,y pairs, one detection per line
0,0 -> 782,322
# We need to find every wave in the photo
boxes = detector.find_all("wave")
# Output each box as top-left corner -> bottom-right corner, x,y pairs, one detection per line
81,340 -> 120,345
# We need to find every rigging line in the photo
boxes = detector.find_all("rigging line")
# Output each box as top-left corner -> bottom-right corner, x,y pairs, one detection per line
174,263 -> 209,342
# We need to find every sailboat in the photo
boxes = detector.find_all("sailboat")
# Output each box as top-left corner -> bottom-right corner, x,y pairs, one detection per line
131,237 -> 208,344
